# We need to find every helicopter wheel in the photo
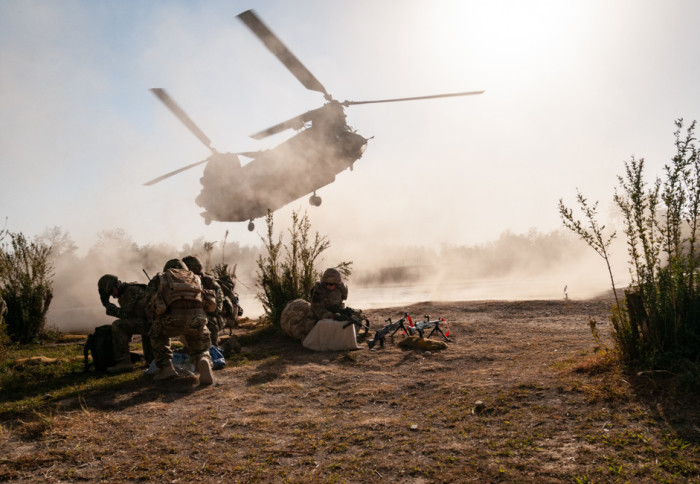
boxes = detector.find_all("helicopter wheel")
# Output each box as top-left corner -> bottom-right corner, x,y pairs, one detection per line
309,194 -> 322,207
247,220 -> 255,231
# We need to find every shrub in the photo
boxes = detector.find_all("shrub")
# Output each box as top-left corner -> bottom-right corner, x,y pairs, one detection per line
255,210 -> 351,327
0,231 -> 54,344
0,305 -> 10,362
561,119 -> 700,368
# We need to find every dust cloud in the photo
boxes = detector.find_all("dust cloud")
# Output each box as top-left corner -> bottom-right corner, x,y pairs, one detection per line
45,228 -> 260,333
330,229 -> 627,311
43,225 -> 625,333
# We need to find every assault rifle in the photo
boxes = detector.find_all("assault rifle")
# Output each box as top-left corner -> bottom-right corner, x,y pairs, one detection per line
367,313 -> 413,349
337,307 -> 371,338
409,315 -> 451,342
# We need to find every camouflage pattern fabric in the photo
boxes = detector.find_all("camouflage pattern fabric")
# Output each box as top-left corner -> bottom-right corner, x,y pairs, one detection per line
280,299 -> 315,340
112,317 -> 152,363
309,281 -> 348,321
106,283 -> 148,320
218,274 -> 241,330
106,282 -> 152,363
201,274 -> 225,346
149,308 -> 211,369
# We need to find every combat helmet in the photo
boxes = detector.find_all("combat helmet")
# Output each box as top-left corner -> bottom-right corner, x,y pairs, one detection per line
182,255 -> 203,274
98,274 -> 119,305
163,259 -> 188,271
321,268 -> 342,284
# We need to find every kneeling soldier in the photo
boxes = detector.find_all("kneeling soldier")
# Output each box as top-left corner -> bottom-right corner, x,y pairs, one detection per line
97,274 -> 153,374
147,259 -> 217,385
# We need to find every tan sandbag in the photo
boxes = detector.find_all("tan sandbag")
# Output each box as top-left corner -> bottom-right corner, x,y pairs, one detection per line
280,299 -> 314,340
398,335 -> 448,351
14,356 -> 59,370
302,318 -> 360,351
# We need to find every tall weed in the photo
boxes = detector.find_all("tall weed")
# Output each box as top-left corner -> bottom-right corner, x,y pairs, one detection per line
255,210 -> 351,327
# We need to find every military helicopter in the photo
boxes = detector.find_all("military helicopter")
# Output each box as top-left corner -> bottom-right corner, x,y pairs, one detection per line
145,9 -> 484,231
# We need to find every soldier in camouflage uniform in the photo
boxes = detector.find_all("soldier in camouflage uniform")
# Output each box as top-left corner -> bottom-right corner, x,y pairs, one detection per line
280,268 -> 349,340
97,274 -> 153,374
147,259 -> 215,385
310,268 -> 349,321
217,267 -> 242,334
182,255 -> 225,346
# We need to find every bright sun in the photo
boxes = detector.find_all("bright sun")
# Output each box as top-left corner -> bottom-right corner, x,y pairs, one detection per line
423,1 -> 583,83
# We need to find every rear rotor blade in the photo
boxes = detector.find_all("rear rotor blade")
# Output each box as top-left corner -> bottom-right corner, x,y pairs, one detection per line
238,10 -> 328,97
143,158 -> 210,186
342,90 -> 485,106
151,88 -> 215,152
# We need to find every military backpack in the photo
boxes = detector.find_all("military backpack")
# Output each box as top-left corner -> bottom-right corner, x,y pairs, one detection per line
83,324 -> 116,372
158,268 -> 204,306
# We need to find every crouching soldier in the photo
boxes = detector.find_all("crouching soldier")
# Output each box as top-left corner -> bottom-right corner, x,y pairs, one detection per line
97,274 -> 153,373
281,268 -> 361,351
310,268 -> 349,321
147,259 -> 217,386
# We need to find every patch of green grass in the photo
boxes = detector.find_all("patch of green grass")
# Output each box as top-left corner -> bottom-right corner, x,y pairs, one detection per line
0,340 -> 146,419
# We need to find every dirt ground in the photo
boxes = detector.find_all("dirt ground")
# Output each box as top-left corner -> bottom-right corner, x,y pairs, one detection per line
1,296 -> 699,483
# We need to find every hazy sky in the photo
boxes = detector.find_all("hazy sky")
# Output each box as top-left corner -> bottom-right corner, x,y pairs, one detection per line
1,0 -> 699,256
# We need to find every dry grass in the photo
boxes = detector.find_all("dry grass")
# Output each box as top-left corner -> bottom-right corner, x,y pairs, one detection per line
1,298 -> 698,482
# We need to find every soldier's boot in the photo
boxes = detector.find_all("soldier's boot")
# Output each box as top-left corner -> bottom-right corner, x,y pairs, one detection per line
197,358 -> 214,386
153,362 -> 178,381
107,356 -> 134,374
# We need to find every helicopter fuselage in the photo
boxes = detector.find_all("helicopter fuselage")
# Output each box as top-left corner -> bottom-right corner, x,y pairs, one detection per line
195,124 -> 367,223
146,10 -> 482,229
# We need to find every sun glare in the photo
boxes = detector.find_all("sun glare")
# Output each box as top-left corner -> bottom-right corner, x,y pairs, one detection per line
425,1 -> 583,84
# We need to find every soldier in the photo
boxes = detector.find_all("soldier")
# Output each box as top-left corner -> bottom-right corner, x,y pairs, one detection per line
182,255 -> 225,346
280,267 -> 351,342
148,259 -> 216,385
310,268 -> 349,321
97,274 -> 153,374
216,265 -> 243,334
301,267 -> 361,351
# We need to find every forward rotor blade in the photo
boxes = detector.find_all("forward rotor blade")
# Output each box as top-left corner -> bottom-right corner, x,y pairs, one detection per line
342,90 -> 485,106
151,88 -> 214,152
238,10 -> 328,96
249,107 -> 322,140
143,158 -> 210,186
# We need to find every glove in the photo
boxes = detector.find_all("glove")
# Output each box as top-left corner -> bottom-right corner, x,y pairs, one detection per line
105,303 -> 120,318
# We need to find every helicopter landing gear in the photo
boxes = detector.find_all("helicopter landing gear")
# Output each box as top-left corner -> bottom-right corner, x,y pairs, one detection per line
309,193 -> 322,207
247,220 -> 255,231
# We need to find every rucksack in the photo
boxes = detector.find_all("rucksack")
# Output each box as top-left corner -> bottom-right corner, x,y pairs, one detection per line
83,324 -> 116,372
158,268 -> 203,306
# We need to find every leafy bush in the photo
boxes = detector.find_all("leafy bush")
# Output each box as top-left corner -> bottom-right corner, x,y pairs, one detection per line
0,231 -> 54,344
255,210 -> 351,327
560,119 -> 700,370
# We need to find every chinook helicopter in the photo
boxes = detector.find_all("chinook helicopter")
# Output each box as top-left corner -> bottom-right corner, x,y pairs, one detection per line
145,9 -> 484,231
